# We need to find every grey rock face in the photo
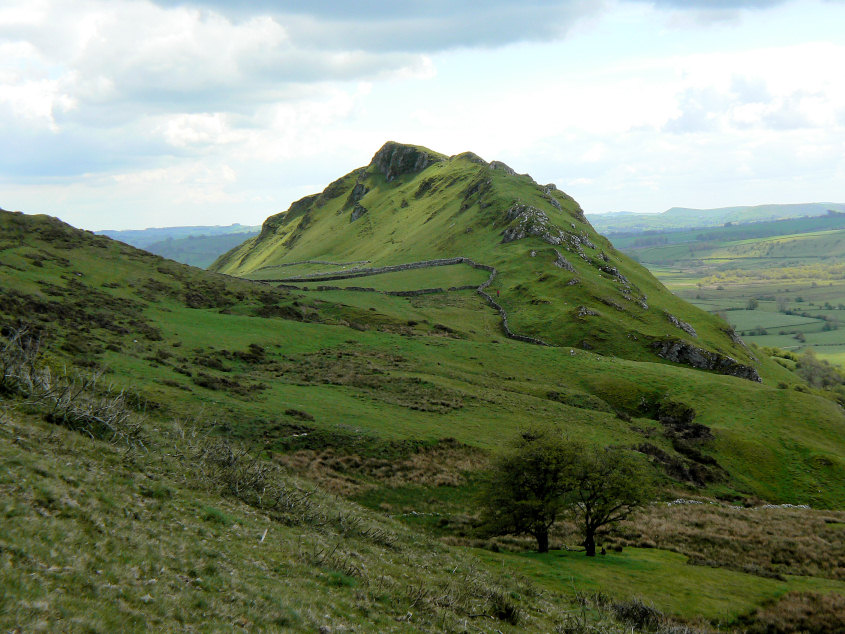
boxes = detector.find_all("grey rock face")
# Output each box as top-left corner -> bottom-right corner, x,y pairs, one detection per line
501,204 -> 642,302
621,288 -> 649,310
350,204 -> 368,222
501,203 -> 564,245
579,233 -> 596,249
665,311 -> 698,338
576,306 -> 599,318
490,160 -> 516,175
347,182 -> 369,206
553,250 -> 575,272
652,338 -> 761,382
546,196 -> 562,211
371,142 -> 443,182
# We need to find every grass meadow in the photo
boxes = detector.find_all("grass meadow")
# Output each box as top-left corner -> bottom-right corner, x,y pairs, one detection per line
617,214 -> 845,366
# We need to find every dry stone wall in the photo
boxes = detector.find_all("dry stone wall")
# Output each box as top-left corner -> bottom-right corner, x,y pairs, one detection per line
266,257 -> 547,345
263,257 -> 760,376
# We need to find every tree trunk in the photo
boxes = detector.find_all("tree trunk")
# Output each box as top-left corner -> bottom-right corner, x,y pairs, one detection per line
535,529 -> 549,553
584,529 -> 596,557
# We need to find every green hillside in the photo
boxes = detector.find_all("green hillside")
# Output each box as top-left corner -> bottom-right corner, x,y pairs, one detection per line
213,142 -> 760,382
2,182 -> 845,629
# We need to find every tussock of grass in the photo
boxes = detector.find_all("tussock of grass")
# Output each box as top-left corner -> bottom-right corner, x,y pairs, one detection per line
278,438 -> 487,496
1,325 -> 146,448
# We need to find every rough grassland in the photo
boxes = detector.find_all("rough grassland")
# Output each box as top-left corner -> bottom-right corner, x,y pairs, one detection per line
0,410 -> 575,632
2,168 -> 845,628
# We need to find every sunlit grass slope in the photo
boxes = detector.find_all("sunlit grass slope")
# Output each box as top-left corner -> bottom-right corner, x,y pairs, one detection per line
212,142 -> 756,372
3,204 -> 844,508
2,208 -> 845,630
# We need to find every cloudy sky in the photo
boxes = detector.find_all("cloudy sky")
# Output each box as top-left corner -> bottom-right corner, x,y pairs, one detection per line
2,0 -> 844,230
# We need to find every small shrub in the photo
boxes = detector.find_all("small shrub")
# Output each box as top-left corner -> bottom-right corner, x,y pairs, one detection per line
140,483 -> 173,500
489,590 -> 522,625
611,598 -> 662,630
326,571 -> 356,587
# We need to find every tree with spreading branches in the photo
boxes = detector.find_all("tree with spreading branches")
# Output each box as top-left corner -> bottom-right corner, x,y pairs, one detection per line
568,444 -> 653,556
481,428 -> 653,555
480,428 -> 579,553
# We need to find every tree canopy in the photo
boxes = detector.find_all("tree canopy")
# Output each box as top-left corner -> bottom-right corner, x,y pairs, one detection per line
480,428 -> 653,555
568,444 -> 654,556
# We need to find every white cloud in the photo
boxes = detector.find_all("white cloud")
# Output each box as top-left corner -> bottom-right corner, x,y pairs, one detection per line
0,0 -> 421,182
0,0 -> 429,120
2,0 -> 844,229
158,113 -> 236,149
150,0 -> 604,52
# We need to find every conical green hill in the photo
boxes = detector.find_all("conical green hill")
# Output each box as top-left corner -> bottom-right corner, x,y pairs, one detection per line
212,142 -> 758,378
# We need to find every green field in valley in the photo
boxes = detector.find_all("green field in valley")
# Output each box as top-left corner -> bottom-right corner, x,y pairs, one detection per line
614,214 -> 845,366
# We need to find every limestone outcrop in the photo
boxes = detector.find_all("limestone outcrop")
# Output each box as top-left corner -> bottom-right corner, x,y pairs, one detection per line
665,311 -> 698,338
371,142 -> 443,182
651,338 -> 761,382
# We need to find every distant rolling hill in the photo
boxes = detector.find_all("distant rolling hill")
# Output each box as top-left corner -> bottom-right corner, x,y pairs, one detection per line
589,203 -> 845,234
97,223 -> 259,249
609,211 -> 845,366
144,231 -> 260,268
608,211 -> 845,254
95,224 -> 259,267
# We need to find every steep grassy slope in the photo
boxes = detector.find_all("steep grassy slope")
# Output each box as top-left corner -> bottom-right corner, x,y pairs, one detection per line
3,209 -> 845,630
212,143 -> 757,378
1,405 -> 577,632
1,209 -> 843,507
